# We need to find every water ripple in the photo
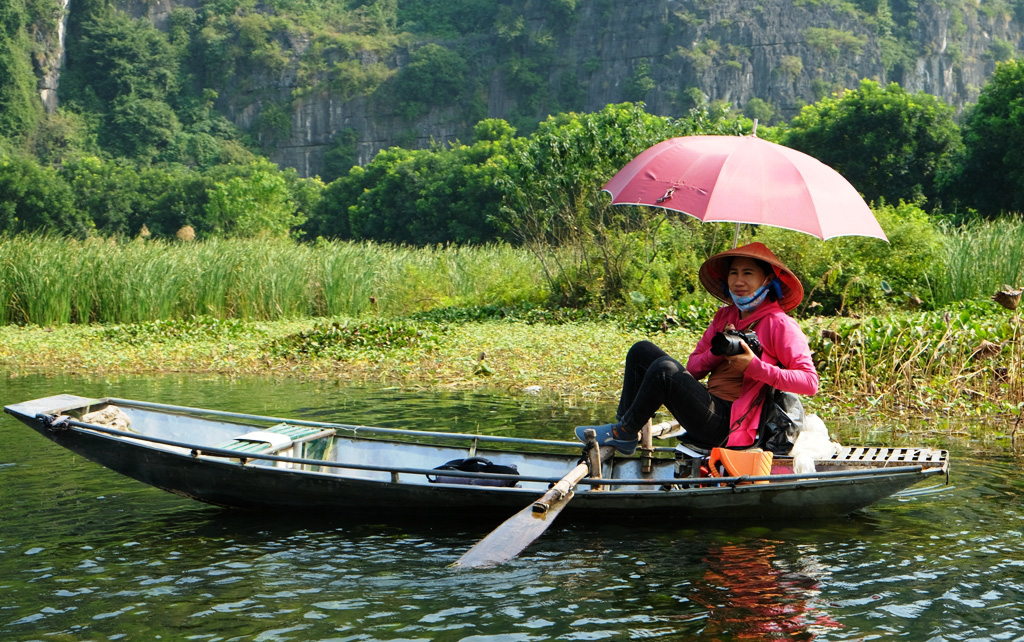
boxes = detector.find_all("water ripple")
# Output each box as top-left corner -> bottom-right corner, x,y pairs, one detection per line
3,375 -> 1024,639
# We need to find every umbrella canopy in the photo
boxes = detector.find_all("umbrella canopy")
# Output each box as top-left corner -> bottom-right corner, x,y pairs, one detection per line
602,135 -> 887,242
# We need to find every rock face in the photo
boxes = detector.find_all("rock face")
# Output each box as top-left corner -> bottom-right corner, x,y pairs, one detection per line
39,0 -> 1024,177
255,91 -> 466,179
37,0 -> 71,113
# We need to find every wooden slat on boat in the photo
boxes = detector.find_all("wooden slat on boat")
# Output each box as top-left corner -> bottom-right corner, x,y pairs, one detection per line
828,445 -> 948,469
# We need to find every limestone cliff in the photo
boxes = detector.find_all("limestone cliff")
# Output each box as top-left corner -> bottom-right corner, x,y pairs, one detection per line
36,0 -> 1024,178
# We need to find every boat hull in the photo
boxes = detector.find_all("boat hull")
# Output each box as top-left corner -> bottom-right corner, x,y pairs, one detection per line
5,394 -> 949,522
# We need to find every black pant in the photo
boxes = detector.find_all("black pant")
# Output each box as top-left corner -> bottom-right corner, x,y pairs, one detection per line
617,341 -> 732,447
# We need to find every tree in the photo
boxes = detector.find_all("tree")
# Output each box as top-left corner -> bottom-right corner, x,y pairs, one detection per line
306,118 -> 520,244
743,97 -> 775,124
625,60 -> 656,102
332,141 -> 504,245
70,9 -> 179,105
62,155 -> 143,236
944,59 -> 1024,216
107,96 -> 182,160
0,154 -> 89,235
472,118 -> 516,143
307,171 -> 359,239
204,160 -> 304,238
492,102 -> 747,306
64,8 -> 183,161
321,129 -> 359,183
493,102 -> 745,247
782,79 -> 960,208
139,165 -> 211,238
32,109 -> 97,166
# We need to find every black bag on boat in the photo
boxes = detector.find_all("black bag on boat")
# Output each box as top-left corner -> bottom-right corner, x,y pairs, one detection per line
427,457 -> 519,487
756,387 -> 805,455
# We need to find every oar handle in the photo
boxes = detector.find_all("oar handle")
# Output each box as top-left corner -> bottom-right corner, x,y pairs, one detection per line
531,420 -> 678,515
532,461 -> 589,514
649,419 -> 680,438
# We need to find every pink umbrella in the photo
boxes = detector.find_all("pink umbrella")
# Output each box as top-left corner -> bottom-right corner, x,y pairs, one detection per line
602,135 -> 887,243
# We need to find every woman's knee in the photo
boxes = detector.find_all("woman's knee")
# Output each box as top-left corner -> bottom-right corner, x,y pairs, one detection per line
627,340 -> 667,364
649,355 -> 684,377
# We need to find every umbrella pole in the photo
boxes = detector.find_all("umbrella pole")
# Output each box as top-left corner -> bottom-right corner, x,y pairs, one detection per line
731,119 -> 755,249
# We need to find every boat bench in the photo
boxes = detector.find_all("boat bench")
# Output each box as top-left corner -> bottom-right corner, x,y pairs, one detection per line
218,423 -> 336,468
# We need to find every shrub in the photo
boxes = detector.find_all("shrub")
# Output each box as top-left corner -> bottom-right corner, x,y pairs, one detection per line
0,155 -> 88,235
391,44 -> 468,119
751,201 -> 945,313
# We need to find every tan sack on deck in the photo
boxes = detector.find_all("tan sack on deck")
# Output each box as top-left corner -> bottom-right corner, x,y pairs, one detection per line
82,406 -> 132,432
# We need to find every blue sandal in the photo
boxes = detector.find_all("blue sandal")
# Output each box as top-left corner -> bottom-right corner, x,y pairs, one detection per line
574,423 -> 638,456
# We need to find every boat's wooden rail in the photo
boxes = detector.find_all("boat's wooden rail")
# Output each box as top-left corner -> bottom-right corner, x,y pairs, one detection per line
18,410 -> 951,493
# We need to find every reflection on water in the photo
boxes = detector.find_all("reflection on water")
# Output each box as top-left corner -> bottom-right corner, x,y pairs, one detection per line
686,542 -> 842,640
2,372 -> 1024,639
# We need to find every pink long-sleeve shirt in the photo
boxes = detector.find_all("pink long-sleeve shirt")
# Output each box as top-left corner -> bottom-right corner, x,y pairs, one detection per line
686,300 -> 818,447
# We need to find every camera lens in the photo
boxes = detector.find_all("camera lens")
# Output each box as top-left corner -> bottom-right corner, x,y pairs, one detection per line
710,332 -> 742,356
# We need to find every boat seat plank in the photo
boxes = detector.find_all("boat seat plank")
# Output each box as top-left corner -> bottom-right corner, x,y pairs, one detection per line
219,423 -> 335,457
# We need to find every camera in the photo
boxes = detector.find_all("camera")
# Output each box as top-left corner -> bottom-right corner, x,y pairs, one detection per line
710,329 -> 763,357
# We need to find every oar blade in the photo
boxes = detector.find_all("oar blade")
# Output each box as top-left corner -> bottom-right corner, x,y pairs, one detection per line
454,488 -> 576,569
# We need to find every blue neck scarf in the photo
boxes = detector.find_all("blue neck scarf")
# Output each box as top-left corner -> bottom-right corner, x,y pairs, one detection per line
726,277 -> 782,313
730,284 -> 770,313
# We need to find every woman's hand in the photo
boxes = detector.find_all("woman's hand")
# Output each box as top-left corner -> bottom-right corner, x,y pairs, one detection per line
724,337 -> 757,373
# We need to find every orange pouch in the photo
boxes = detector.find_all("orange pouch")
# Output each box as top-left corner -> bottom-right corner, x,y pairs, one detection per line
708,447 -> 773,485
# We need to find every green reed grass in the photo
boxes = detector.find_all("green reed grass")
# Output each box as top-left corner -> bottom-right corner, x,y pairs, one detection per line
933,216 -> 1024,306
374,244 -> 549,316
0,234 -> 549,326
4,217 -> 1019,327
310,241 -> 383,317
1,234 -> 74,325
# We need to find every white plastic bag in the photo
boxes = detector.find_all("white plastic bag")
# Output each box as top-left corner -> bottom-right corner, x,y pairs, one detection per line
789,414 -> 842,474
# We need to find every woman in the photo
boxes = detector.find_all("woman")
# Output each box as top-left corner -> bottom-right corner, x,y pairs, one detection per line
576,242 -> 818,455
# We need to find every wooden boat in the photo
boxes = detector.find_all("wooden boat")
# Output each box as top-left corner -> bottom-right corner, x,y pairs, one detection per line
4,394 -> 950,522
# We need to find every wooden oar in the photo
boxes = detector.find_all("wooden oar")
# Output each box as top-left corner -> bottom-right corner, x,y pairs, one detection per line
453,457 -> 594,569
454,419 -> 680,569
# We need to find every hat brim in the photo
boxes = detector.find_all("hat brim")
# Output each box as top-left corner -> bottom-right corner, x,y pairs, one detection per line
698,242 -> 804,312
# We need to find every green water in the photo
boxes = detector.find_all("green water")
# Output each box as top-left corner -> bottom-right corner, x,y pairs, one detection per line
1,373 -> 1022,640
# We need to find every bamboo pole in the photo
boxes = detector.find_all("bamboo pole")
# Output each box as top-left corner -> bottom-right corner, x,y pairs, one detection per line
585,428 -> 605,491
640,419 -> 654,474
